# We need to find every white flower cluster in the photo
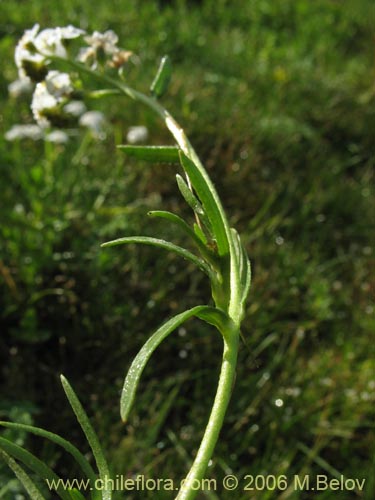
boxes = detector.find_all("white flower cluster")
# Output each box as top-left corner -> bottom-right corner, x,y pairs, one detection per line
79,30 -> 133,69
30,70 -> 83,127
15,24 -> 84,81
8,24 -> 134,141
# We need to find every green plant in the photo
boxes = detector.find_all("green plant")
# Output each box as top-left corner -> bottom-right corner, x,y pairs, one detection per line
1,25 -> 250,500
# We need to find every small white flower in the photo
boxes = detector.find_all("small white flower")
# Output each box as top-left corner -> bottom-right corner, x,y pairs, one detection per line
15,24 -> 45,80
8,78 -> 33,98
57,25 -> 85,40
79,111 -> 106,134
78,29 -> 121,67
31,82 -> 59,126
5,124 -> 44,141
15,24 -> 84,81
77,46 -> 95,65
64,100 -> 86,117
84,30 -> 119,54
45,70 -> 73,98
34,28 -> 68,58
126,126 -> 149,144
35,25 -> 84,57
45,130 -> 69,144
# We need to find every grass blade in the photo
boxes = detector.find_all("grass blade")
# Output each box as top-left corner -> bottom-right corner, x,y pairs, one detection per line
67,490 -> 87,500
117,145 -> 180,163
60,375 -> 111,500
120,305 -> 227,422
101,235 -> 212,277
0,421 -> 97,486
0,437 -> 72,500
0,449 -> 46,500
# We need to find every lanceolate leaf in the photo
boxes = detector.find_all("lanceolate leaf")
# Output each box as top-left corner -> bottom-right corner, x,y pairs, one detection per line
0,449 -> 46,500
101,236 -> 213,278
176,174 -> 212,232
0,437 -> 72,500
117,145 -> 180,163
148,210 -> 201,246
147,211 -> 219,266
230,229 -> 251,316
193,223 -> 208,245
60,375 -> 112,500
150,55 -> 172,98
179,152 -> 230,257
0,422 -> 97,487
120,305 -> 229,422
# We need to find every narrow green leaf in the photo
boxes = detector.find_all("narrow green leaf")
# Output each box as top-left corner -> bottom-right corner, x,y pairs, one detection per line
144,385 -> 180,447
67,490 -> 87,500
230,229 -> 251,315
147,211 -> 219,266
60,375 -> 112,500
193,223 -> 208,245
120,305 -> 226,422
176,174 -> 212,232
150,55 -> 172,98
196,307 -> 230,331
117,145 -> 180,163
148,210 -> 200,244
101,235 -> 212,278
0,437 -> 71,500
0,422 -> 97,487
176,174 -> 204,217
0,449 -> 46,500
179,152 -> 229,256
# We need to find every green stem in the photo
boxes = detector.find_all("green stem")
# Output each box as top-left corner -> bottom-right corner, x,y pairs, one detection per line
90,70 -> 243,500
177,331 -> 239,500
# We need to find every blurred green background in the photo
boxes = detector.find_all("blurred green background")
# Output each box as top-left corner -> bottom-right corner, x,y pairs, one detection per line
0,0 -> 374,498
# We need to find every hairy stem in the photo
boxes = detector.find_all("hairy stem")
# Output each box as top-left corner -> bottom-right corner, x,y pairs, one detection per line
56,57 -> 244,499
177,331 -> 239,500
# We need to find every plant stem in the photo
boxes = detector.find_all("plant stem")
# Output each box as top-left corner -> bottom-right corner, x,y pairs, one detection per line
98,76 -> 243,500
56,57 -> 245,499
104,77 -> 243,499
177,331 -> 239,500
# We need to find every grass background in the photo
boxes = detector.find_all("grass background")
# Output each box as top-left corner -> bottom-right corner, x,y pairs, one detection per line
0,0 -> 374,498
